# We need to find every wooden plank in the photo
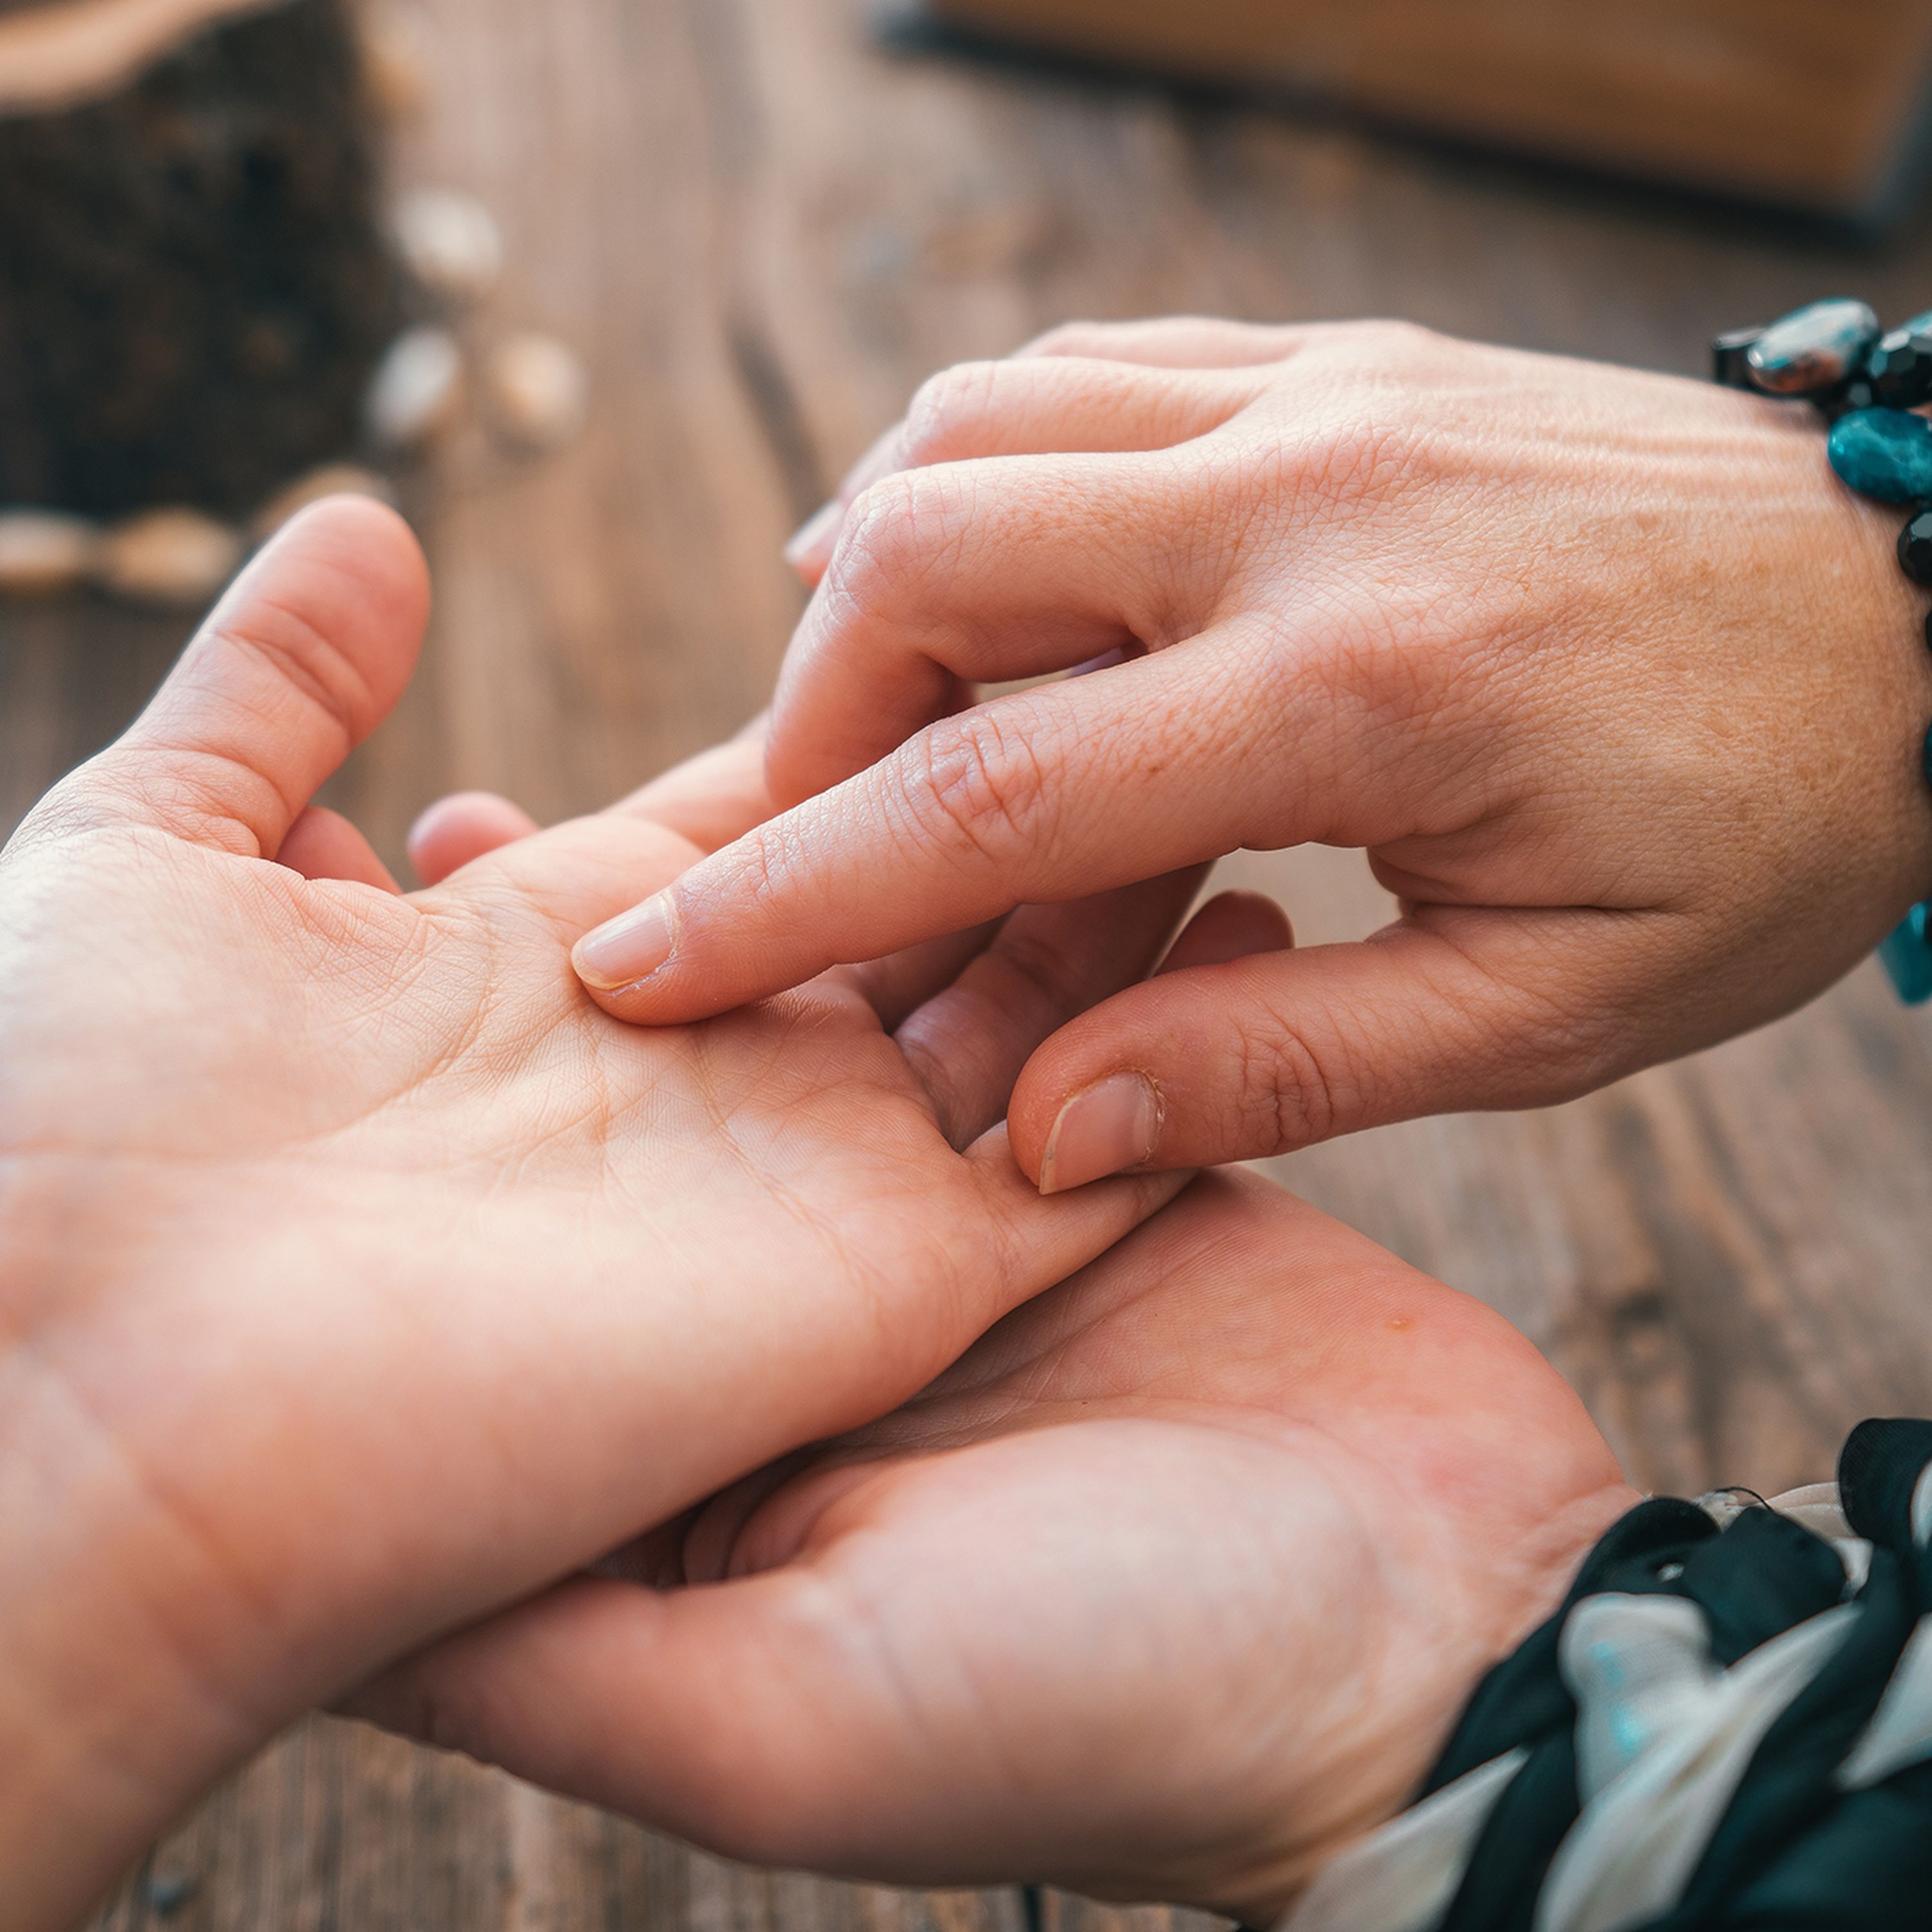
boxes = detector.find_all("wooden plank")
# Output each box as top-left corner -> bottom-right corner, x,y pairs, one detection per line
84,1717 -> 1034,1932
904,0 -> 1932,218
1041,1890 -> 1226,1932
7,0 -> 1924,1923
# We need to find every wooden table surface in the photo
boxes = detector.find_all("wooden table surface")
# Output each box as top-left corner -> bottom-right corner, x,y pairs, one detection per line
8,0 -> 1931,1924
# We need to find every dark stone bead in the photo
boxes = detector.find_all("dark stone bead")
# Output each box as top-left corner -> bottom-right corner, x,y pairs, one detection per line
1816,376 -> 1879,423
1868,327 -> 1932,407
1830,409 -> 1932,504
1905,511 -> 1932,583
1712,325 -> 1764,390
1747,298 -> 1882,396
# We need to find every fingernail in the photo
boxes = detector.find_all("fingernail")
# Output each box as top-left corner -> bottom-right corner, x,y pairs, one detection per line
1068,647 -> 1126,678
1039,1074 -> 1163,1195
782,500 -> 842,571
573,893 -> 677,990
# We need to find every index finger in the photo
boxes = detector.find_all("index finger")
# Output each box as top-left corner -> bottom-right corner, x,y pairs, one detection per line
784,321 -> 1311,583
566,639 -> 1392,1024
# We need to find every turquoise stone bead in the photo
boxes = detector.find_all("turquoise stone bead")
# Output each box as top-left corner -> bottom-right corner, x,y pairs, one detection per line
1879,903 -> 1932,1005
1828,408 -> 1932,504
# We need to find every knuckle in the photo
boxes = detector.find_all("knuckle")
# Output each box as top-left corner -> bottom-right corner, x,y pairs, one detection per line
83,745 -> 274,857
719,822 -> 799,925
828,471 -> 960,612
901,710 -> 1050,869
206,597 -> 376,748
1256,408 -> 1425,523
1313,598 -> 1464,733
1229,1016 -> 1345,1155
899,359 -> 1003,466
1318,412 -> 1417,500
1259,323 -> 1454,507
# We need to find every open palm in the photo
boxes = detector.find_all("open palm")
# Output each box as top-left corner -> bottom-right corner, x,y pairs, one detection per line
355,1170 -> 1638,1925
0,501 -> 1191,1930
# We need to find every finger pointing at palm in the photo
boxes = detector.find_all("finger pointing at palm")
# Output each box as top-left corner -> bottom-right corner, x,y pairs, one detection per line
567,321 -> 1932,1186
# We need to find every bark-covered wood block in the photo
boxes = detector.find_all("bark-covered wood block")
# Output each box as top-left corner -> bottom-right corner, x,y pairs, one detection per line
0,0 -> 402,518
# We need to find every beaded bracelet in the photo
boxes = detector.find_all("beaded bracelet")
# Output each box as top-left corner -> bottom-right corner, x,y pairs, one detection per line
1712,300 -> 1932,1005
1278,1417 -> 1932,1932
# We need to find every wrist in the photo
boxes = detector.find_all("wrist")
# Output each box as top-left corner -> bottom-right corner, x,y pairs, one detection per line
1832,491 -> 1932,918
0,1170 -> 279,1931
1712,305 -> 1932,938
1196,1481 -> 1636,1928
1256,1421 -> 1932,1930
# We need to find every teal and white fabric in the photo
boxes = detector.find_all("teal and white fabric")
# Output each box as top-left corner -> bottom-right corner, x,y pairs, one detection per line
1277,1423 -> 1932,1932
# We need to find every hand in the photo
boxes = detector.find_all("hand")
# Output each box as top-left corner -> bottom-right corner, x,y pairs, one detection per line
350,1170 -> 1636,1924
0,502 -> 1191,1932
562,319 -> 1932,1190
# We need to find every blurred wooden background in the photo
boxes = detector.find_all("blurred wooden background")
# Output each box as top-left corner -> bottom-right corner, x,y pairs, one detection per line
1,0 -> 1926,1922
904,0 -> 1932,221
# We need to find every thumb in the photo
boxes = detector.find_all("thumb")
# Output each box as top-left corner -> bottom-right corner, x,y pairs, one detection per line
74,497 -> 429,858
1013,907 -> 1669,1188
344,1571 -> 913,1876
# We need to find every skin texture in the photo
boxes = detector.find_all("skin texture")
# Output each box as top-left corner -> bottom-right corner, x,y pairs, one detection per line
352,1170 -> 1636,1926
0,498 -> 1633,1925
561,318 -> 1932,1189
0,500 -> 1198,1932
